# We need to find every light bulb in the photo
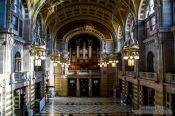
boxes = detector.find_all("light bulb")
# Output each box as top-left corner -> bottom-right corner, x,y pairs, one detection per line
123,56 -> 128,60
134,55 -> 140,59
104,63 -> 107,67
109,60 -> 113,63
112,62 -> 116,67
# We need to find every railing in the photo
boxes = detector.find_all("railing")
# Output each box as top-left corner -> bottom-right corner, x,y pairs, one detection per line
126,71 -> 136,77
12,72 -> 27,82
67,70 -> 100,75
139,72 -> 158,81
165,73 -> 175,84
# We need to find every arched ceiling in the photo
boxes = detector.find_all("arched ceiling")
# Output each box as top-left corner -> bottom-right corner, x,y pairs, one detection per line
28,0 -> 141,41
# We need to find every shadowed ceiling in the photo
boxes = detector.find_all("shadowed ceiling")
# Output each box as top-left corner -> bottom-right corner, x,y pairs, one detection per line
29,0 -> 141,41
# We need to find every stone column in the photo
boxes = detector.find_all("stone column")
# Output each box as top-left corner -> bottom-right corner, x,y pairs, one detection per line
65,41 -> 68,51
97,48 -> 99,58
88,46 -> 92,59
88,78 -> 92,97
76,78 -> 80,97
76,45 -> 79,59
83,42 -> 86,59
88,40 -> 92,59
76,40 -> 80,59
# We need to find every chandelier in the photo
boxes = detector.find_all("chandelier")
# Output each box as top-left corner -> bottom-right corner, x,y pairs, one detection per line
98,56 -> 109,68
108,53 -> 119,67
59,55 -> 67,68
50,52 -> 60,67
50,39 -> 61,67
122,0 -> 139,67
29,36 -> 46,66
98,58 -> 103,68
123,33 -> 139,66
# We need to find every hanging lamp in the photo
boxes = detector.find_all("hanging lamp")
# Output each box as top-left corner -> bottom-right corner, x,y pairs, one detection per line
123,0 -> 139,66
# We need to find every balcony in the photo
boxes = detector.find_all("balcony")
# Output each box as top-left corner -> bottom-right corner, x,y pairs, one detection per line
67,70 -> 100,76
12,72 -> 28,89
139,72 -> 158,81
126,71 -> 136,78
165,73 -> 175,84
12,72 -> 27,83
34,71 -> 43,83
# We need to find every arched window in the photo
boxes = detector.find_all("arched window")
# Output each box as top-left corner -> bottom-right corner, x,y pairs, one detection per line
138,0 -> 156,36
147,52 -> 154,72
15,52 -> 21,72
145,0 -> 155,18
138,0 -> 155,20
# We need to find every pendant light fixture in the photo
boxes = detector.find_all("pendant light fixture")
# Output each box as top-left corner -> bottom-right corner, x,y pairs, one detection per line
123,0 -> 139,66
29,32 -> 46,66
50,39 -> 60,67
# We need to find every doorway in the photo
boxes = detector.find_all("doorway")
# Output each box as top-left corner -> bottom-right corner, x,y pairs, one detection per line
92,79 -> 100,96
128,82 -> 133,95
68,79 -> 77,96
80,79 -> 89,96
142,86 -> 155,106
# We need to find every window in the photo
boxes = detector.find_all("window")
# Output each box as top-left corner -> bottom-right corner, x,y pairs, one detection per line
19,20 -> 23,37
144,0 -> 156,36
19,4 -> 23,17
13,0 -> 19,14
12,16 -> 18,30
15,52 -> 21,72
145,0 -> 155,18
173,0 -> 175,24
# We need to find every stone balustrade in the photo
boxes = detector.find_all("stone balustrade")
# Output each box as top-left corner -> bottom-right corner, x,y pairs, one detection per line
139,72 -> 158,81
67,70 -> 100,75
165,73 -> 175,84
126,71 -> 136,77
12,72 -> 27,82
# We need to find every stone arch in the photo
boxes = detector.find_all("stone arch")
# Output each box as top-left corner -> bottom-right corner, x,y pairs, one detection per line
63,26 -> 106,42
14,52 -> 21,72
147,51 -> 154,72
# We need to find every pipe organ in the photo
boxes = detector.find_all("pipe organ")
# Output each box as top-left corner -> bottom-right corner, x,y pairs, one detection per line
68,35 -> 100,70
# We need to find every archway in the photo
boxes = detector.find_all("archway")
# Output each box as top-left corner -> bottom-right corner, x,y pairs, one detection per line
147,51 -> 154,72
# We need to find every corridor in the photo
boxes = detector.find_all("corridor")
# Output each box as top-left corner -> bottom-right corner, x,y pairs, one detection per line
39,97 -> 132,116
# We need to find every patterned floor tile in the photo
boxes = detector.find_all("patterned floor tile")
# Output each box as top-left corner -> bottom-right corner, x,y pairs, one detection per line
40,97 -> 132,116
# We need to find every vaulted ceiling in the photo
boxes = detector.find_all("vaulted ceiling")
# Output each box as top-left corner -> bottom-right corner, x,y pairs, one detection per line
29,0 -> 141,41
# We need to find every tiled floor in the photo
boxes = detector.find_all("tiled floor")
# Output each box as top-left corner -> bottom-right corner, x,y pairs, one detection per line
39,97 -> 132,116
